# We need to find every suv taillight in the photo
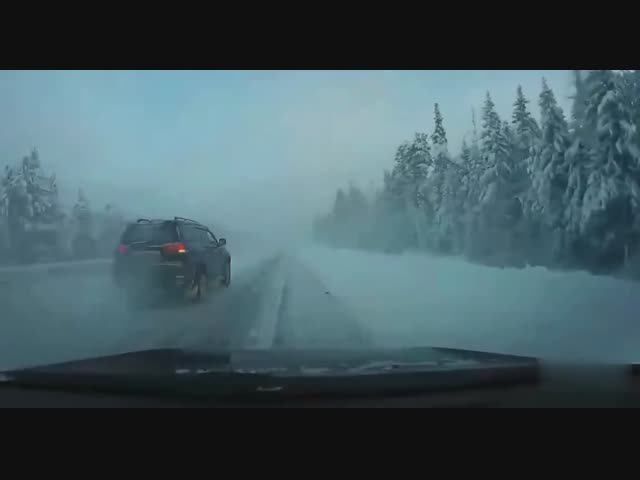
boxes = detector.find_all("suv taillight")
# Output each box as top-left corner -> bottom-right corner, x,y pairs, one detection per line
118,245 -> 128,254
162,242 -> 187,255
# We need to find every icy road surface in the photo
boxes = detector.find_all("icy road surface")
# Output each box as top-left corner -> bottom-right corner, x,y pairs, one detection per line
297,246 -> 640,363
3,242 -> 640,371
0,244 -> 369,371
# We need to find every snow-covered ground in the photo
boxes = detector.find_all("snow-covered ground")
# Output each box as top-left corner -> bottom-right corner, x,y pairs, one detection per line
296,245 -> 640,363
4,239 -> 640,372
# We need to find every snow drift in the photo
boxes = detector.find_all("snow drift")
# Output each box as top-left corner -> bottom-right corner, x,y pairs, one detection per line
298,245 -> 640,363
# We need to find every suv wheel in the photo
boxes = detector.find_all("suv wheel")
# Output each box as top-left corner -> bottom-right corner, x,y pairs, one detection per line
222,261 -> 231,287
185,269 -> 205,302
197,271 -> 208,300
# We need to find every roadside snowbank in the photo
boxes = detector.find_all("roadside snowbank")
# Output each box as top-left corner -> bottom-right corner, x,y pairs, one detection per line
298,245 -> 640,362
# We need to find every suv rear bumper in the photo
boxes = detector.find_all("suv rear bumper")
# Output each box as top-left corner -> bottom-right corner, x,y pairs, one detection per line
113,261 -> 194,293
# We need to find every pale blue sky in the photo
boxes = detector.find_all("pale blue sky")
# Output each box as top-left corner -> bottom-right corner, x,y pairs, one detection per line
0,70 -> 572,236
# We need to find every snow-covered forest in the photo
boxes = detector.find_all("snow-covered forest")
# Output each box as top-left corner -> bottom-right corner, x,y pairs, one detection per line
313,70 -> 640,278
0,148 -> 127,264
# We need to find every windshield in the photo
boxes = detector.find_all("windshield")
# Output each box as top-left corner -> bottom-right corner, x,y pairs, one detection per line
1,70 -> 639,381
121,223 -> 178,245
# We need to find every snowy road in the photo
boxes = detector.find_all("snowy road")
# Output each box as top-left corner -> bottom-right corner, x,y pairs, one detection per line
0,245 -> 371,371
3,242 -> 640,371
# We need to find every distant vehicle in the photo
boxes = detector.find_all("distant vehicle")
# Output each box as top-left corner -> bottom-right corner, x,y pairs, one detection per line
112,217 -> 230,303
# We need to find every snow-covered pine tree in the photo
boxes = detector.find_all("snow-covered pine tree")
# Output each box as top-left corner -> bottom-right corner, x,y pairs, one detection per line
563,138 -> 592,265
509,87 -> 540,262
501,117 -> 523,217
311,71 -> 640,274
460,107 -> 488,257
346,183 -> 370,248
395,133 -> 431,250
459,137 -> 472,196
332,188 -> 348,222
383,145 -> 412,219
458,137 -> 472,210
471,92 -> 523,262
461,138 -> 471,165
431,103 -> 448,171
438,159 -> 466,253
375,168 -> 411,252
388,141 -> 411,198
382,169 -> 394,197
501,119 -> 515,175
347,183 -> 368,217
527,78 -> 572,264
512,86 -> 541,144
22,149 -> 41,218
425,103 -> 448,219
478,95 -> 503,208
569,70 -> 590,145
431,103 -> 447,152
579,70 -> 640,270
323,183 -> 372,249
481,93 -> 501,150
464,109 -> 484,209
617,70 -> 640,162
369,134 -> 433,252
96,203 -> 126,257
425,103 -> 460,252
2,148 -> 60,231
534,79 -> 571,214
431,105 -> 447,165
73,189 -> 93,234
479,92 -> 507,193
455,139 -> 472,252
324,188 -> 348,247
471,108 -> 481,154
0,165 -> 16,219
405,132 -> 432,205
511,85 -> 540,178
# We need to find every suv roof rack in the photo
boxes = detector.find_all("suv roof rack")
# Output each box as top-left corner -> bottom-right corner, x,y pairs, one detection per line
136,218 -> 172,224
174,216 -> 200,224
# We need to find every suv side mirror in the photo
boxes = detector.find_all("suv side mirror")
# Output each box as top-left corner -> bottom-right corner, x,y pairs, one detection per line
218,238 -> 226,246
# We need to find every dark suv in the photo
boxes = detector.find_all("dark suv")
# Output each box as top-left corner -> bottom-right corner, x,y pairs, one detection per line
113,217 -> 231,302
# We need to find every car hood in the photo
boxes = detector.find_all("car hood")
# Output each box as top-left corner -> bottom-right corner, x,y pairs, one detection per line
0,346 -> 542,399
2,346 -> 538,377
4,348 -> 638,402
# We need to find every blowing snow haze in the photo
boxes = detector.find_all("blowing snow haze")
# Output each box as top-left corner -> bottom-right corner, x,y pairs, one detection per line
0,70 -> 571,238
5,69 -> 640,377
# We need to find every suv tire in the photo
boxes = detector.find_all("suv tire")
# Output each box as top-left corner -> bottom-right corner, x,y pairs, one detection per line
222,261 -> 231,287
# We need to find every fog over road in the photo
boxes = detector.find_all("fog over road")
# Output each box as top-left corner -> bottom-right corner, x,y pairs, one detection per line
0,242 -> 371,371
4,240 -> 640,372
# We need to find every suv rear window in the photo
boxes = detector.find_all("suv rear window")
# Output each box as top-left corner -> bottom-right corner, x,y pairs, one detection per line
180,224 -> 208,243
121,222 -> 178,245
